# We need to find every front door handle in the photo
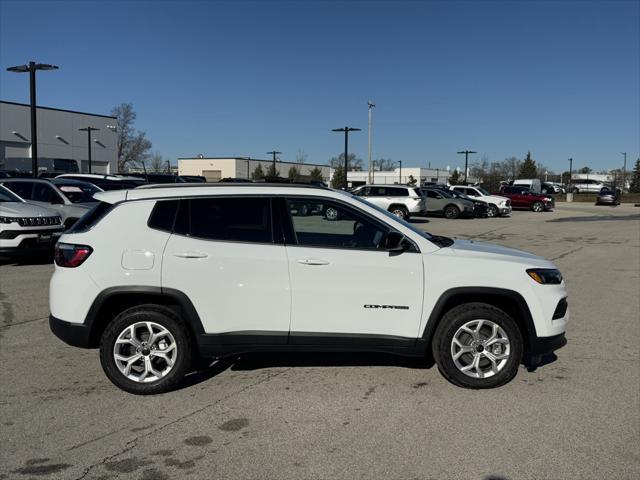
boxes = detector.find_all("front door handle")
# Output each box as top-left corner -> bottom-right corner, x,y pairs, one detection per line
174,251 -> 208,259
297,258 -> 330,266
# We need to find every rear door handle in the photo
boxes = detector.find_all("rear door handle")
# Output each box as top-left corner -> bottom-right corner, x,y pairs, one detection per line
174,251 -> 208,259
297,258 -> 330,266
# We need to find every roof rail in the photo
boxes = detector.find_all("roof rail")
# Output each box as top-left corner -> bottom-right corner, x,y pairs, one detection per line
136,182 -> 329,190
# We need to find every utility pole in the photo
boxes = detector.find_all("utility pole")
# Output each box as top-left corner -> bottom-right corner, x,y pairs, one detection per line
367,101 -> 375,184
266,151 -> 281,176
78,126 -> 100,173
457,150 -> 476,183
332,127 -> 361,190
393,160 -> 402,184
621,152 -> 627,190
568,158 -> 573,188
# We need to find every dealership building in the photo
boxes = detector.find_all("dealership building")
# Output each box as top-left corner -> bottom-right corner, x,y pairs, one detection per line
0,100 -> 118,174
178,157 -> 331,183
345,167 -> 453,187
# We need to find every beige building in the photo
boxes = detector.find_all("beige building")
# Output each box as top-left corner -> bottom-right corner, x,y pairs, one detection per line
178,157 -> 331,182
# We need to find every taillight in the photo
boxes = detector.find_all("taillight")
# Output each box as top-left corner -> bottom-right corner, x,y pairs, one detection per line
54,243 -> 93,268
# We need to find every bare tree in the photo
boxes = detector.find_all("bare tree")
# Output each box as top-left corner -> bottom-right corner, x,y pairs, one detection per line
501,156 -> 521,181
111,103 -> 152,171
374,158 -> 395,171
149,151 -> 165,172
329,153 -> 364,171
295,149 -> 308,164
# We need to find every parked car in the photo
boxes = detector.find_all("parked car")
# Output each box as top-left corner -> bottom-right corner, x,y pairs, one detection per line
49,183 -> 568,394
449,185 -> 511,217
499,186 -> 554,212
438,187 -> 489,217
178,175 -> 207,183
126,173 -> 186,184
56,174 -> 146,191
0,178 -> 95,229
350,185 -> 427,220
219,177 -> 254,183
541,182 -> 563,194
569,179 -> 605,193
595,187 -> 620,206
50,179 -> 103,203
419,188 -> 475,219
0,185 -> 63,255
513,179 -> 542,194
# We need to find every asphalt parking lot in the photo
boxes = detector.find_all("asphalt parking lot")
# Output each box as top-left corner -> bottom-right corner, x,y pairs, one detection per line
1,203 -> 639,480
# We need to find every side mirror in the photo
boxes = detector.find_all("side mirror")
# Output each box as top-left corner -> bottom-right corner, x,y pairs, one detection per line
383,231 -> 407,252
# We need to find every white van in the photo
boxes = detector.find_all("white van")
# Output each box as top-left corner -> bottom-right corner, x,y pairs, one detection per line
512,179 -> 542,194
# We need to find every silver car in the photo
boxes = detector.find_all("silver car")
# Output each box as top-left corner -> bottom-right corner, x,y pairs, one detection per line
0,178 -> 99,229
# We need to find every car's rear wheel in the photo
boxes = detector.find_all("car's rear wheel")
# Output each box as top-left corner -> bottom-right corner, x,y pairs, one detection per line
433,303 -> 523,389
486,204 -> 499,218
531,201 -> 544,212
389,206 -> 409,220
100,305 -> 193,395
444,205 -> 460,219
324,206 -> 339,221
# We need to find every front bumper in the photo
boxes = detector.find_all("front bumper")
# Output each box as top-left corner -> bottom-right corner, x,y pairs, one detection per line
499,206 -> 511,215
527,332 -> 567,356
0,228 -> 63,254
49,315 -> 92,348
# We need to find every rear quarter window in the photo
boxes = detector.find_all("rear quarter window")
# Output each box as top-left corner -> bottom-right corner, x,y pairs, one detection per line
148,200 -> 179,232
67,202 -> 113,233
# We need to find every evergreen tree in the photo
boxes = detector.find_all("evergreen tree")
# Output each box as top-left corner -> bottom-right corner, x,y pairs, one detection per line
309,166 -> 324,182
407,174 -> 417,186
449,170 -> 461,185
331,167 -> 346,189
251,164 -> 265,180
629,159 -> 640,193
287,166 -> 299,180
518,151 -> 538,178
266,163 -> 280,177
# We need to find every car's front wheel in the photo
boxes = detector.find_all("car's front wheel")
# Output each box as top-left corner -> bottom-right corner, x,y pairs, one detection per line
444,205 -> 460,219
531,201 -> 544,212
100,305 -> 193,395
486,204 -> 499,217
433,303 -> 523,389
388,205 -> 409,220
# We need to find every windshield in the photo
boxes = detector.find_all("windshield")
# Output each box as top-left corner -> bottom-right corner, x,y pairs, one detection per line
0,185 -> 22,202
56,183 -> 101,203
476,187 -> 490,195
344,191 -> 434,241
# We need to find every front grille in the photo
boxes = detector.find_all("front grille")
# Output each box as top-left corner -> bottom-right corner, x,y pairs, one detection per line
552,298 -> 568,320
0,228 -> 64,239
16,216 -> 61,227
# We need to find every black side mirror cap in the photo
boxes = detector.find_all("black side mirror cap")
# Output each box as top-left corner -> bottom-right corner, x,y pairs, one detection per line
383,231 -> 407,252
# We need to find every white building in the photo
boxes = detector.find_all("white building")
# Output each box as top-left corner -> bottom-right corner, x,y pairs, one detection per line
0,100 -> 118,174
345,167 -> 451,187
178,157 -> 331,183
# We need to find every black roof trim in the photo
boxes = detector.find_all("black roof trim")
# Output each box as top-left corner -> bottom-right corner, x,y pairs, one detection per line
0,100 -> 116,119
137,182 -> 329,190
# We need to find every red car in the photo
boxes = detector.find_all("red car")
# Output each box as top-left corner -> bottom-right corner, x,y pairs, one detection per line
498,186 -> 554,212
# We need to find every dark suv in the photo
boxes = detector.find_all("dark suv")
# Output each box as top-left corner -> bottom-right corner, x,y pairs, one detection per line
498,186 -> 554,212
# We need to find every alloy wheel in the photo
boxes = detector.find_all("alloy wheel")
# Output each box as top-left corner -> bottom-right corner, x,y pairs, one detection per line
113,321 -> 178,383
450,319 -> 511,379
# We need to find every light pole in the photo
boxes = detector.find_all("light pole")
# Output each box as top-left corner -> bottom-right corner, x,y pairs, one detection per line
457,150 -> 476,183
392,160 -> 402,184
79,127 -> 100,173
266,150 -> 281,177
568,158 -> 573,189
621,152 -> 627,190
332,127 -> 361,190
6,61 -> 59,177
367,101 -> 375,184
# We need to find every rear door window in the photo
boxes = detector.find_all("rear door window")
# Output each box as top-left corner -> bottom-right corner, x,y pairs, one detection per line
3,181 -> 34,199
176,197 -> 273,243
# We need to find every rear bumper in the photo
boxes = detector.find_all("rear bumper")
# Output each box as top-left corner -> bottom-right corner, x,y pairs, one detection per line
527,332 -> 567,356
49,315 -> 92,348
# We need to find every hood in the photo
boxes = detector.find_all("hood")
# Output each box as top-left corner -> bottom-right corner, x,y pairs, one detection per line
487,194 -> 510,204
441,239 -> 553,267
0,201 -> 58,217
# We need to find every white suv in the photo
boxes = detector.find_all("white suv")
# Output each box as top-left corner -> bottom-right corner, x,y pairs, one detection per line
449,185 -> 512,217
0,185 -> 63,255
350,185 -> 427,220
50,184 -> 568,394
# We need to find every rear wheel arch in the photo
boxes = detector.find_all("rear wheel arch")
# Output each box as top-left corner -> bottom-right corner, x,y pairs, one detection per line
422,288 -> 536,356
86,286 -> 205,349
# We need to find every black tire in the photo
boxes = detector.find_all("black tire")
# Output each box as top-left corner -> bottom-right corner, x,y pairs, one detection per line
99,305 -> 194,395
324,206 -> 339,221
432,303 -> 523,389
443,204 -> 460,219
388,205 -> 409,220
531,201 -> 544,212
487,204 -> 499,218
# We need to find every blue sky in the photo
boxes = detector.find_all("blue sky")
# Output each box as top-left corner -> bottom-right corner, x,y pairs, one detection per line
1,0 -> 638,172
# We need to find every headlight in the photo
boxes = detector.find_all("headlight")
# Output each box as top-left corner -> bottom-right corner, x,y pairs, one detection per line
544,197 -> 552,202
500,200 -> 507,206
527,268 -> 563,284
0,216 -> 19,224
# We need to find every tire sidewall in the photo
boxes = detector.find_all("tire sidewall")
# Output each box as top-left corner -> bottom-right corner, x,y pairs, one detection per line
532,201 -> 544,212
434,304 -> 523,389
444,205 -> 459,219
100,306 -> 192,395
487,205 -> 498,217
